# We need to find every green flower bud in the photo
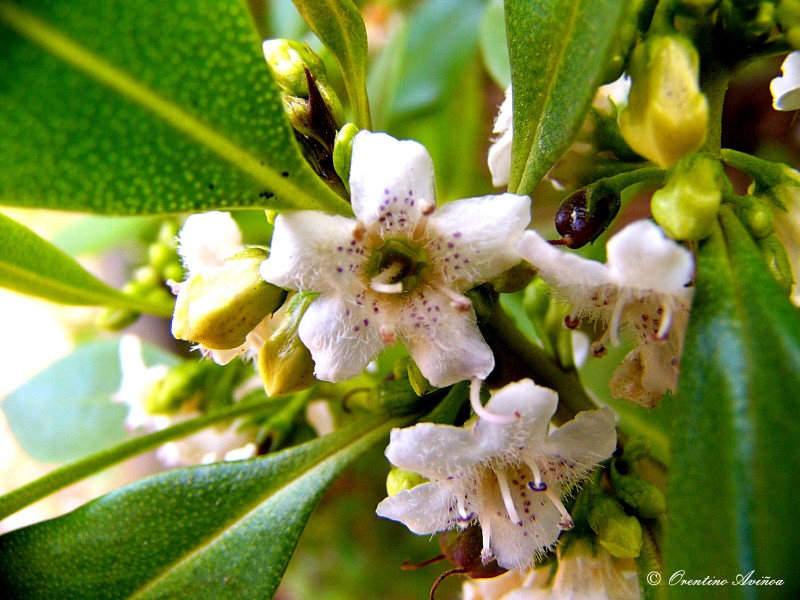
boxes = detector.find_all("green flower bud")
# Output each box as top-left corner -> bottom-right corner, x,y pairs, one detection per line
601,0 -> 644,83
489,261 -> 537,293
735,195 -> 774,239
407,358 -> 436,396
386,467 -> 427,496
148,241 -> 175,273
333,123 -> 359,191
675,0 -> 721,19
172,248 -> 286,350
651,153 -> 725,240
146,359 -> 206,415
262,39 -> 326,98
95,307 -> 140,331
610,459 -> 667,519
619,35 -> 708,168
257,293 -> 317,397
133,265 -> 160,288
622,436 -> 652,462
777,0 -> 800,31
588,495 -> 643,559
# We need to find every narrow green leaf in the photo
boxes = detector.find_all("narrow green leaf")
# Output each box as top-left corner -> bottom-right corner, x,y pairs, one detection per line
291,0 -> 372,129
0,0 -> 351,215
0,213 -> 172,315
0,389 -> 283,522
666,212 -> 800,598
505,0 -> 627,194
0,412 -> 407,599
1,339 -> 177,465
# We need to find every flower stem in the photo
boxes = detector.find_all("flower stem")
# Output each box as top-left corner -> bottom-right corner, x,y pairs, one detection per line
481,303 -> 597,423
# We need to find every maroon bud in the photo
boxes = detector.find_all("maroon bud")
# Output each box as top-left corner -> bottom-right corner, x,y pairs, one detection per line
554,183 -> 620,248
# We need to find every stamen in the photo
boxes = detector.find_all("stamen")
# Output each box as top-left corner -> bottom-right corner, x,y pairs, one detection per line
433,284 -> 472,312
470,378 -> 517,424
527,462 -> 545,490
608,295 -> 626,347
480,521 -> 495,565
544,488 -> 574,530
380,325 -> 397,345
370,262 -> 404,294
456,495 -> 471,521
411,200 -> 436,239
352,220 -> 367,242
496,471 -> 522,524
655,303 -> 673,340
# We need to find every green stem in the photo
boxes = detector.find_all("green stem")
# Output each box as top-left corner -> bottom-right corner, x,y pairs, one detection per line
700,65 -> 729,156
481,303 -> 597,423
0,393 -> 286,522
601,166 -> 665,195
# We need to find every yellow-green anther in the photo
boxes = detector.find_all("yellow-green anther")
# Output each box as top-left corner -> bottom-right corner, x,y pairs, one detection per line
333,123 -> 359,191
651,153 -> 724,240
172,248 -> 286,350
618,35 -> 708,168
386,467 -> 427,496
262,39 -> 326,98
588,495 -> 643,559
257,294 -> 317,397
145,360 -> 206,415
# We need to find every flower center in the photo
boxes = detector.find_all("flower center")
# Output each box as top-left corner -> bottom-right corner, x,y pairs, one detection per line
366,238 -> 428,294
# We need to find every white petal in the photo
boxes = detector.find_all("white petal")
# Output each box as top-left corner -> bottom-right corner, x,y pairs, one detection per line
297,293 -> 388,382
606,221 -> 694,298
384,423 -> 484,480
538,407 -> 617,490
349,131 -> 436,234
771,52 -> 800,111
475,379 -> 556,456
488,87 -> 513,188
375,483 -> 455,535
178,212 -> 244,277
429,194 -> 531,290
396,288 -> 494,387
517,230 -> 614,306
610,343 -> 679,407
260,211 -> 366,295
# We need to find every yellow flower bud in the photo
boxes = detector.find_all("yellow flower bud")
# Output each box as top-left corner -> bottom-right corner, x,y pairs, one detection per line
172,249 -> 286,350
619,35 -> 708,168
257,294 -> 317,397
651,153 -> 724,240
262,39 -> 326,98
588,496 -> 643,559
386,467 -> 427,496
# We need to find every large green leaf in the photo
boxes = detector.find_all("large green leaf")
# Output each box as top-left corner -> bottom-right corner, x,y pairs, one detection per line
0,212 -> 173,314
666,211 -> 800,598
0,0 -> 350,215
505,0 -> 627,194
291,0 -> 372,129
0,412 -> 405,599
1,339 -> 178,464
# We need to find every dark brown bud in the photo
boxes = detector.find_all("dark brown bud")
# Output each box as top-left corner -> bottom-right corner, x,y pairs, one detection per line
554,183 -> 620,248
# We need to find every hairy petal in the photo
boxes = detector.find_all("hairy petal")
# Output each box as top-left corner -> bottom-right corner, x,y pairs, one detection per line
349,131 -> 435,233
261,211 -> 366,295
297,294 -> 387,382
375,483 -> 455,535
430,194 -> 531,290
384,423 -> 484,480
178,212 -> 243,276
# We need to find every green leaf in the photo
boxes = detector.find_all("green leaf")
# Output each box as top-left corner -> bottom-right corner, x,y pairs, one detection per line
0,0 -> 350,216
479,0 -> 510,89
0,412 -> 406,599
666,211 -> 800,598
0,213 -> 172,315
50,215 -> 160,256
505,0 -> 627,194
1,339 -> 178,464
291,0 -> 372,129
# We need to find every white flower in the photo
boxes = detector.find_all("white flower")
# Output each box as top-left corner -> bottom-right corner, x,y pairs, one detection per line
261,131 -> 530,387
113,335 -> 169,430
173,211 -> 273,365
113,335 -> 256,467
771,52 -> 800,111
375,379 -> 617,570
488,86 -> 514,188
517,220 -> 694,407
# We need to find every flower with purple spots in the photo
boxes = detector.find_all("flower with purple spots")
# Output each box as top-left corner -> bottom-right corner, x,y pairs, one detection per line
261,131 -> 530,387
375,379 -> 617,570
517,220 -> 694,407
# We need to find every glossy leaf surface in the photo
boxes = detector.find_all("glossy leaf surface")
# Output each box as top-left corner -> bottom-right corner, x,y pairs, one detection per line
0,413 -> 403,599
505,0 -> 627,194
666,212 -> 800,598
0,0 -> 350,216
